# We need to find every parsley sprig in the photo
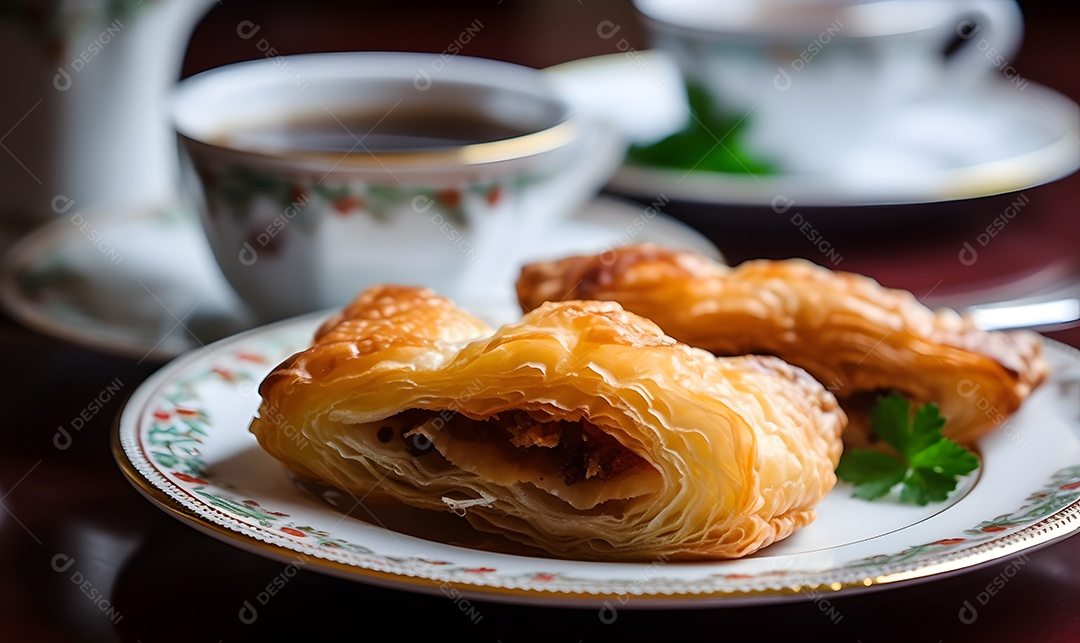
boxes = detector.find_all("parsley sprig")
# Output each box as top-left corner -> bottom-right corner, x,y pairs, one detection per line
836,393 -> 980,506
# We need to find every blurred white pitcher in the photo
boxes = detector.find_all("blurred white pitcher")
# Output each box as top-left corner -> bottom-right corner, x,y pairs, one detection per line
0,0 -> 215,225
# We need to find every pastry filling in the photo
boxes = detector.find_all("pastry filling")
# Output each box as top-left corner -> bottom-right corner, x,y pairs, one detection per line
393,409 -> 661,510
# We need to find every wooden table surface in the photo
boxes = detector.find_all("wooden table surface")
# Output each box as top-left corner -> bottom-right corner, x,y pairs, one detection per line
2,1 -> 1078,641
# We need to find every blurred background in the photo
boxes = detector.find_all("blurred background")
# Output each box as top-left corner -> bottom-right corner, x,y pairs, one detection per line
181,0 -> 654,74
179,0 -> 1079,303
181,0 -> 1072,78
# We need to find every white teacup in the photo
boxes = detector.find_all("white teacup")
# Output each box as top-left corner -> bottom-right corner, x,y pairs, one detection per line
171,52 -> 623,320
633,0 -> 1024,176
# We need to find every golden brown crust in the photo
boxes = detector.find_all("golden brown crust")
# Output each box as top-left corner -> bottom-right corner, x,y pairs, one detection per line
252,284 -> 846,561
517,244 -> 1048,446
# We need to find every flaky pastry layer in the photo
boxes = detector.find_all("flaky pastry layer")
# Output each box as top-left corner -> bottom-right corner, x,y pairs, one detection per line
516,244 -> 1048,446
251,285 -> 845,561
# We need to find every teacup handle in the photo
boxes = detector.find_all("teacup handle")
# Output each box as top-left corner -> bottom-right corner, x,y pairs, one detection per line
940,0 -> 1024,85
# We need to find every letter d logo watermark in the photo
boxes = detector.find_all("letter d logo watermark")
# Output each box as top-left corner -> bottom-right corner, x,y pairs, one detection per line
773,67 -> 792,91
238,600 -> 258,625
238,242 -> 258,266
51,553 -> 76,573
597,601 -> 618,624
958,241 -> 978,266
53,68 -> 73,91
958,599 -> 978,624
596,20 -> 621,40
53,426 -> 72,450
236,20 -> 261,40
413,68 -> 432,91
956,19 -> 981,40
771,194 -> 796,214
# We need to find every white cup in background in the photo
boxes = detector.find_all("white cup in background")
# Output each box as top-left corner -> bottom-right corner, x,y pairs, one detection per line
633,0 -> 1025,176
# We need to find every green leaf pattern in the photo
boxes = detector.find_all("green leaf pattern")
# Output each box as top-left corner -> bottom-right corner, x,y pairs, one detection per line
203,166 -> 549,233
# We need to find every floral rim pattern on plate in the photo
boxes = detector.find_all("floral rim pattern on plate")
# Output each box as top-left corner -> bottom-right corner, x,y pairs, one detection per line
115,314 -> 1080,605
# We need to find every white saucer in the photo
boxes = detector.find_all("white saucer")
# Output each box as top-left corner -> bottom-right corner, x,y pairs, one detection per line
546,51 -> 1080,207
0,197 -> 720,361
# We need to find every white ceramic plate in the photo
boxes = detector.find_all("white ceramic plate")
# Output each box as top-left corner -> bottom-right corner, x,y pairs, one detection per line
114,310 -> 1080,608
546,51 -> 1080,207
0,196 -> 718,361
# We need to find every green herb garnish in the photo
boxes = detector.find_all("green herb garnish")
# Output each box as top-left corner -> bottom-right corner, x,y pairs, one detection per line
835,393 -> 980,506
626,82 -> 776,175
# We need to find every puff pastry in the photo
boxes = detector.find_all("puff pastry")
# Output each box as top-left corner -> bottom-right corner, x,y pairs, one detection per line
517,244 -> 1047,447
251,285 -> 845,561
